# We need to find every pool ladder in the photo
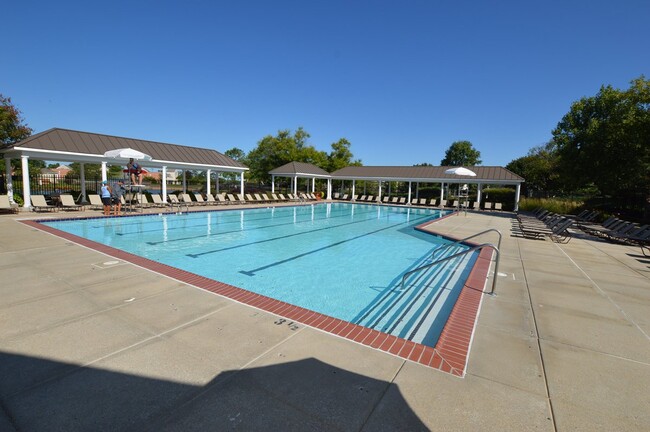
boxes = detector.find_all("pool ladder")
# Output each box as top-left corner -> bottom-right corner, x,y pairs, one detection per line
401,229 -> 502,296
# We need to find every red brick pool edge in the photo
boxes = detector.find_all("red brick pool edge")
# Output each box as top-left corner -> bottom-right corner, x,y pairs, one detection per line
21,216 -> 491,377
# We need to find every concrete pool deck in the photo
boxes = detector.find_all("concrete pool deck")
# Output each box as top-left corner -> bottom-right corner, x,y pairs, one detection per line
1,203 -> 649,431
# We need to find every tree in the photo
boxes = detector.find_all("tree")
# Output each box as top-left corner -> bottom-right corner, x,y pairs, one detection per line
413,162 -> 433,167
551,76 -> 650,201
328,138 -> 360,171
67,163 -> 123,178
440,141 -> 482,166
224,147 -> 246,161
506,143 -> 560,197
0,94 -> 32,148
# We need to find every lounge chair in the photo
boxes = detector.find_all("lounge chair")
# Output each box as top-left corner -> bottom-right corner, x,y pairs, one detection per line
359,195 -> 367,201
428,198 -> 437,207
419,198 -> 426,206
411,198 -> 418,205
30,195 -> 59,212
204,193 -> 217,205
278,194 -> 288,201
180,193 -> 196,206
333,192 -> 340,200
86,194 -> 103,210
494,203 -> 503,211
341,194 -> 349,201
0,195 -> 18,214
382,196 -> 389,203
137,194 -> 153,208
216,193 -> 229,205
484,202 -> 493,210
367,195 -> 374,202
236,194 -> 247,204
194,193 -> 208,205
439,199 -> 447,208
398,197 -> 406,204
471,201 -> 480,210
60,194 -> 84,211
151,194 -> 170,208
391,197 -> 399,204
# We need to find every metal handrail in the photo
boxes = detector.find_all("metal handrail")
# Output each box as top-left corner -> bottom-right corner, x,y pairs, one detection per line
432,228 -> 501,258
401,242 -> 501,295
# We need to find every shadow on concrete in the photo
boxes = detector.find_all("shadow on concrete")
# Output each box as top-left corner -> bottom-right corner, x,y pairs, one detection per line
0,352 -> 427,431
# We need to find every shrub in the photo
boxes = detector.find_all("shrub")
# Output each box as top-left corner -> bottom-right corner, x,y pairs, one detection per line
481,187 -> 516,210
519,197 -> 584,214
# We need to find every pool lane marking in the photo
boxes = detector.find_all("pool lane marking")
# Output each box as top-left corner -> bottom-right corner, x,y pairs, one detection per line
237,214 -> 435,275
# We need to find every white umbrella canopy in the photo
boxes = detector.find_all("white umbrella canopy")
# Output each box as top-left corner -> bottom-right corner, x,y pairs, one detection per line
444,167 -> 476,177
103,148 -> 153,161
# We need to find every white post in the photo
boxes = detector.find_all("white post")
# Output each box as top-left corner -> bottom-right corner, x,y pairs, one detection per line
79,163 -> 87,202
101,161 -> 107,182
377,180 -> 382,201
162,166 -> 168,200
293,176 -> 297,195
407,181 -> 412,205
215,173 -> 220,194
240,172 -> 245,195
477,183 -> 482,207
440,182 -> 445,201
514,183 -> 521,211
271,175 -> 275,193
206,169 -> 211,195
4,157 -> 14,204
311,178 -> 315,193
327,179 -> 332,200
21,155 -> 31,209
352,180 -> 356,200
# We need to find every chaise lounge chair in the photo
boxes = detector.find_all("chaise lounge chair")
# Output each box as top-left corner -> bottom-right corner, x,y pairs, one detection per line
31,195 -> 59,212
60,194 -> 84,211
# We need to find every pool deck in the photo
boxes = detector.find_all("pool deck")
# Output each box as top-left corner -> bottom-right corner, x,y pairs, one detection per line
1,203 -> 649,431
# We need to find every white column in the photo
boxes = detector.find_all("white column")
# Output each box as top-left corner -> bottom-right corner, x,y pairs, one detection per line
477,183 -> 482,206
352,180 -> 356,199
240,172 -> 245,195
162,166 -> 168,200
293,176 -> 297,195
215,173 -> 220,194
440,182 -> 445,201
407,181 -> 412,204
101,162 -> 107,182
377,181 -> 382,201
311,178 -> 315,193
21,155 -> 31,208
206,169 -> 211,195
79,163 -> 87,202
182,170 -> 187,193
514,183 -> 521,211
4,157 -> 14,204
327,179 -> 332,200
271,175 -> 275,193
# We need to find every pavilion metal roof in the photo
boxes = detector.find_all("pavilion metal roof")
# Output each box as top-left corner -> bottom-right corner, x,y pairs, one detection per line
330,165 -> 524,184
1,128 -> 248,172
269,161 -> 330,178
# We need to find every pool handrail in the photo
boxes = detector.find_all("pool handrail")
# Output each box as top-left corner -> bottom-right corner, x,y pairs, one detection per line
431,228 -> 502,259
401,242 -> 500,295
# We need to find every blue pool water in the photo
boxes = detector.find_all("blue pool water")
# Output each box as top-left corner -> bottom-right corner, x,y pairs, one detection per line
42,203 -> 477,347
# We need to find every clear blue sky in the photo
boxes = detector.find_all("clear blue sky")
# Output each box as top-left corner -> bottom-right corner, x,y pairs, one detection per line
5,0 -> 649,167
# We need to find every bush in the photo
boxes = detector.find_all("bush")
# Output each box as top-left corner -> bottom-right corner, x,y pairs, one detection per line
519,197 -> 584,214
481,187 -> 516,210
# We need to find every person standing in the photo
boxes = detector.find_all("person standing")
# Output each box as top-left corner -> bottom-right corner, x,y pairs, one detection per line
112,180 -> 126,216
100,181 -> 112,216
127,158 -> 144,185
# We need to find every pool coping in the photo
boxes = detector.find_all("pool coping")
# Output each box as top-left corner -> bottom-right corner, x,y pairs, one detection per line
19,206 -> 491,377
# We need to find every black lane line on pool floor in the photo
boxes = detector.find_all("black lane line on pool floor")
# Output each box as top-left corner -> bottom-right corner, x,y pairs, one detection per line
236,214 -> 435,276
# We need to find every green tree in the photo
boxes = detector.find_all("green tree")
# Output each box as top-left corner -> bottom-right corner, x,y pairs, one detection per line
67,163 -> 123,178
440,140 -> 482,166
224,147 -> 246,161
551,76 -> 650,201
0,94 -> 32,148
328,138 -> 360,171
506,143 -> 560,197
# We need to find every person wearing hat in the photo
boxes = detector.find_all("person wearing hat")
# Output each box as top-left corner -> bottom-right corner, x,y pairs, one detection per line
100,180 -> 113,216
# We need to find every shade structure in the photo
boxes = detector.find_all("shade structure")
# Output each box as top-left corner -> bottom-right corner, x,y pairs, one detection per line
103,148 -> 153,161
444,167 -> 477,177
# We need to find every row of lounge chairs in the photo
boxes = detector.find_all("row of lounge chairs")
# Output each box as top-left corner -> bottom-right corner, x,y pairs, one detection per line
332,193 -> 502,210
513,208 -> 574,243
30,194 -> 84,212
576,215 -> 650,256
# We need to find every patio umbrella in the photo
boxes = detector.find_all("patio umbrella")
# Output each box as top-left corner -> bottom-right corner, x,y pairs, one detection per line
444,167 -> 477,177
103,148 -> 153,161
445,167 -> 476,214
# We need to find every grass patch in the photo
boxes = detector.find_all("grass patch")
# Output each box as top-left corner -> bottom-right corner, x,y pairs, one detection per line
519,197 -> 584,214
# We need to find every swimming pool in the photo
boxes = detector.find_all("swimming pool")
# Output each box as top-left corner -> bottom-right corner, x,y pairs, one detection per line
40,203 -> 478,350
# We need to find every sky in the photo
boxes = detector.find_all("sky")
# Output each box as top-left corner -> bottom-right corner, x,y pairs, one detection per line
4,0 -> 649,167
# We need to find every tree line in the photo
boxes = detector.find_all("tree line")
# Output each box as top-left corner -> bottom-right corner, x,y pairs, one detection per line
2,75 -> 648,217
